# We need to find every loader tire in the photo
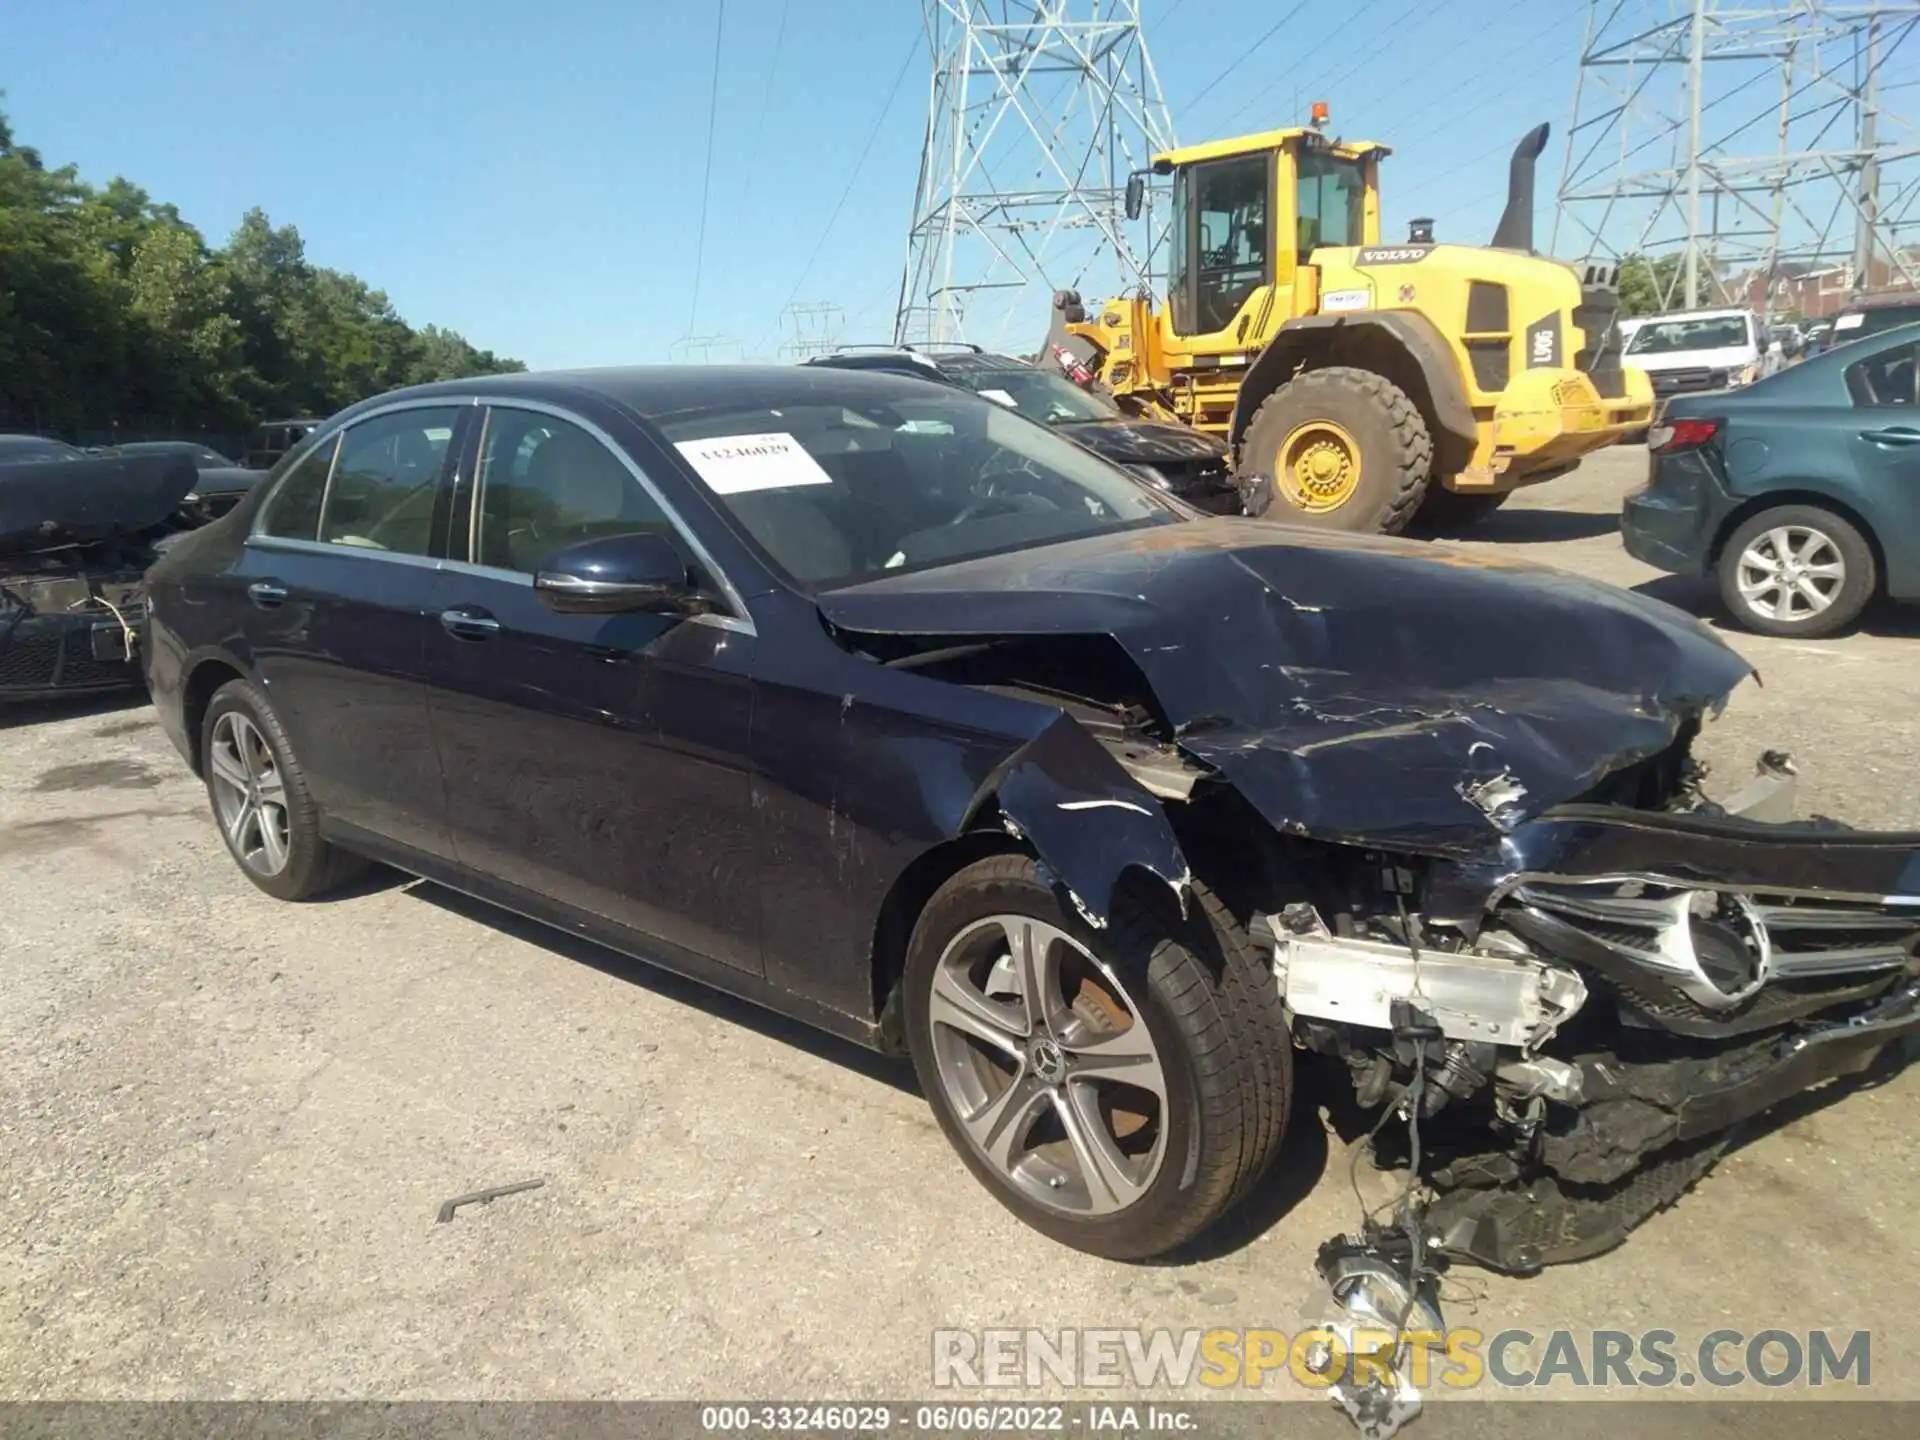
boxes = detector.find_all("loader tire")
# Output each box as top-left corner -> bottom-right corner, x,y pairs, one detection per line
1239,367 -> 1432,534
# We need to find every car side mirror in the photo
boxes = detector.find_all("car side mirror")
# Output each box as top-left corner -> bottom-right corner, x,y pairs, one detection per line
533,531 -> 708,616
1124,172 -> 1146,222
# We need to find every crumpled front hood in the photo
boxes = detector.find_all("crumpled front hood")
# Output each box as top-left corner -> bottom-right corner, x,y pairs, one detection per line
818,518 -> 1753,854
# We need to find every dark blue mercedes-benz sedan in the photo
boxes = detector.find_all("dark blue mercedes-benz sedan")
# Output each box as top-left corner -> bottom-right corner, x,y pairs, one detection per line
144,365 -> 1920,1276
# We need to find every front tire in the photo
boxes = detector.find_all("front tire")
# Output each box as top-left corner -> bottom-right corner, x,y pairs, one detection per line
1239,367 -> 1432,534
201,679 -> 366,900
903,855 -> 1286,1259
1716,505 -> 1875,638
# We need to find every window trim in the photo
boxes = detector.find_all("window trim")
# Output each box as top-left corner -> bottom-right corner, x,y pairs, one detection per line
461,399 -> 754,631
252,396 -> 466,544
314,401 -> 467,557
253,431 -> 341,541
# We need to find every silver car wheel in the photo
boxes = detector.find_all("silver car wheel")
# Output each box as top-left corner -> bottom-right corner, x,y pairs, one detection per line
208,712 -> 291,877
927,914 -> 1168,1217
1736,525 -> 1846,621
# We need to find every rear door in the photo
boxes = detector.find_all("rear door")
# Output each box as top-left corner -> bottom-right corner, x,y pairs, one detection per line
1841,338 -> 1920,577
422,403 -> 761,974
235,403 -> 469,859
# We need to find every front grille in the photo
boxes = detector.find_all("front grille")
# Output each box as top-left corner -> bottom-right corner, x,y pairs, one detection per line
1510,879 -> 1919,1037
0,634 -> 62,688
1649,368 -> 1722,395
0,626 -> 137,693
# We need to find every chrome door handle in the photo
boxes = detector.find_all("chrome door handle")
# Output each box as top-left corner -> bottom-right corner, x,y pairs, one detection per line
439,607 -> 501,640
247,581 -> 288,608
1862,426 -> 1920,446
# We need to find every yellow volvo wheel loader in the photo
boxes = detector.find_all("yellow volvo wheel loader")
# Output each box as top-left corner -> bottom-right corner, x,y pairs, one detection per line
1049,114 -> 1654,533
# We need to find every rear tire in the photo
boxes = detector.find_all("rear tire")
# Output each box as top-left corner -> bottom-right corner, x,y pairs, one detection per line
903,856 -> 1288,1260
201,679 -> 368,900
1238,366 -> 1432,534
1716,505 -> 1875,638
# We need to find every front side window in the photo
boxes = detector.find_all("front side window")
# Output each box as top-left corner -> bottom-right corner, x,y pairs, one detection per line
659,385 -> 1177,590
1845,341 -> 1919,407
257,435 -> 340,540
1295,151 -> 1366,251
318,407 -> 458,556
1191,155 -> 1269,334
472,408 -> 674,574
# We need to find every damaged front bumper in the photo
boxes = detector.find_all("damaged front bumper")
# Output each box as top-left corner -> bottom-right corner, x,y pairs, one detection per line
1260,779 -> 1920,1275
0,572 -> 148,700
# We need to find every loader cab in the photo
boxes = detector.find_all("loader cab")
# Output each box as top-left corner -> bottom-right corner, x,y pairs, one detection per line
1150,129 -> 1384,345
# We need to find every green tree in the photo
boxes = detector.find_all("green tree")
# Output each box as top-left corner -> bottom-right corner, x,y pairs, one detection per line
1617,252 -> 1683,317
0,105 -> 521,443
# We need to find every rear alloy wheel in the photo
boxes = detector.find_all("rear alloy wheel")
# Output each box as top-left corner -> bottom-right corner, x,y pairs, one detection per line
1717,505 -> 1875,638
904,855 -> 1280,1259
201,678 -> 367,900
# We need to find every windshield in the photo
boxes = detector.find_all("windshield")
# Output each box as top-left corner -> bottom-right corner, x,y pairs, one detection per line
658,388 -> 1178,590
1627,315 -> 1752,355
957,368 -> 1117,424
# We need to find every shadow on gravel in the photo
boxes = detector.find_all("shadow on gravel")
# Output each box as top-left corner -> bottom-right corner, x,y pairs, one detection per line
402,879 -> 920,1096
1463,507 -> 1623,543
0,687 -> 149,731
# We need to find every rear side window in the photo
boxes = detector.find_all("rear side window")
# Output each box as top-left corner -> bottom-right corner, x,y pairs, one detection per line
257,435 -> 339,540
1845,342 -> 1919,407
318,407 -> 460,556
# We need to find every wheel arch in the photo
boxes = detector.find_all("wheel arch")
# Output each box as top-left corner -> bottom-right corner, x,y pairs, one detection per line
1709,489 -> 1889,595
1228,312 -> 1478,478
868,826 -> 1029,1052
180,654 -> 251,776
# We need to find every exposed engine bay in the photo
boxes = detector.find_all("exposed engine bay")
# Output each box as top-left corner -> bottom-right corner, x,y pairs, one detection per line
0,450 -> 196,699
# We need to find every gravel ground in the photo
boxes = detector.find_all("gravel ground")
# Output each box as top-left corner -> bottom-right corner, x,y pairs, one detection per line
2,445 -> 1915,1416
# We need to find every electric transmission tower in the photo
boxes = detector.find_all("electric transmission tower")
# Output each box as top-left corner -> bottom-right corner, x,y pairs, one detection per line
894,0 -> 1176,348
1554,1 -> 1920,314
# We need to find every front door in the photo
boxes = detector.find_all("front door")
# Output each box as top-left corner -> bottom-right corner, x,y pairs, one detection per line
236,405 -> 466,859
423,405 -> 761,974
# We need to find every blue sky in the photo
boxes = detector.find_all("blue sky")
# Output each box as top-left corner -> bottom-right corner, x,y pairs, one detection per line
0,1 -> 1669,367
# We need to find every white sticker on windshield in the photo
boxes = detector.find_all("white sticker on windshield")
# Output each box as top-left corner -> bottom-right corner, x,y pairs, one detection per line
1835,312 -> 1865,330
673,432 -> 835,494
979,388 -> 1020,407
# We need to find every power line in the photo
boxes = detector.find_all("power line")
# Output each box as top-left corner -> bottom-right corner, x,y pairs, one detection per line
1177,1 -> 1312,115
765,30 -> 922,349
687,0 -> 728,334
744,0 -> 792,198
1213,0 -> 1389,134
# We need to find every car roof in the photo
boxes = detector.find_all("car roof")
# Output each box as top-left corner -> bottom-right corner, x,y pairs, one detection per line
1637,308 -> 1754,323
808,347 -> 1031,376
331,364 -> 972,429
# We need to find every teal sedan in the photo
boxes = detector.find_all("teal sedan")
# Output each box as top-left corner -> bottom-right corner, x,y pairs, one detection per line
1624,322 -> 1920,637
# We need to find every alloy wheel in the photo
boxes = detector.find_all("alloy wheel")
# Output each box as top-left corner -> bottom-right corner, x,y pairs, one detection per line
927,915 -> 1168,1217
1736,525 -> 1846,622
208,711 -> 292,877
